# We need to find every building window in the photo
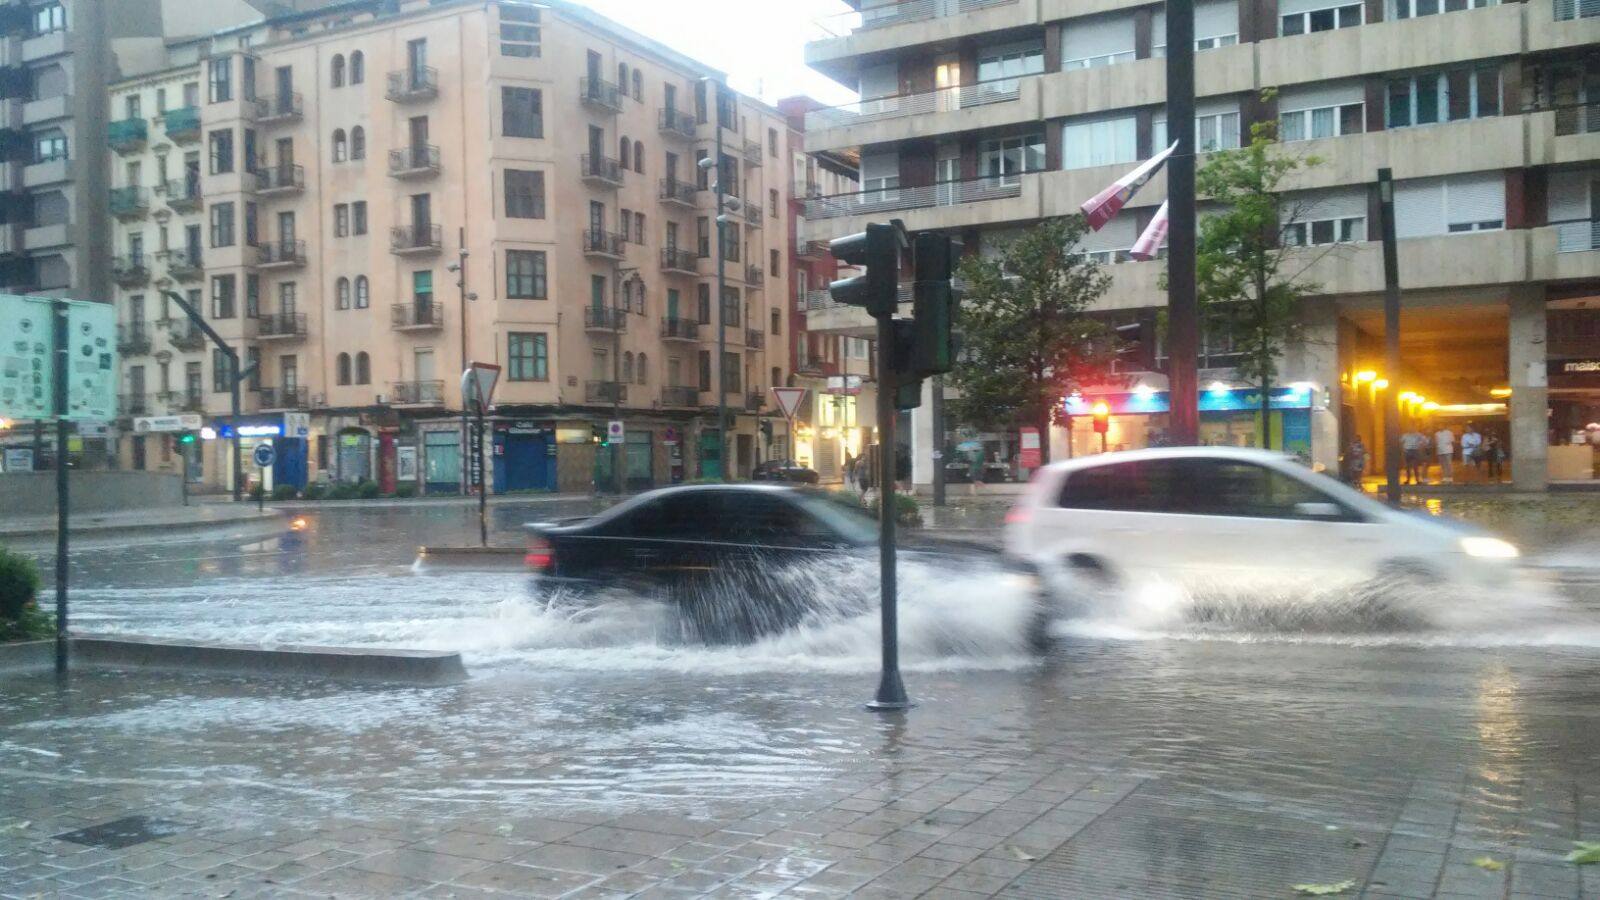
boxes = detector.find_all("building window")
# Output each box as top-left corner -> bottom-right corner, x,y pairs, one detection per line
355,276 -> 369,308
32,3 -> 65,35
632,69 -> 643,101
1281,3 -> 1363,34
414,271 -> 434,309
334,204 -> 350,237
621,351 -> 634,383
500,4 -> 542,57
243,202 -> 258,247
771,308 -> 781,335
336,277 -> 351,310
208,58 -> 232,103
502,87 -> 544,138
619,136 -> 632,171
1283,216 -> 1365,246
637,352 -> 649,384
1154,111 -> 1242,152
331,55 -> 345,88
698,350 -> 711,391
634,211 -> 645,240
1280,102 -> 1365,141
768,127 -> 779,157
355,352 -> 370,384
620,207 -> 632,242
722,352 -> 741,394
210,274 -> 236,319
332,128 -> 347,162
1386,66 -> 1500,128
337,352 -> 351,385
244,275 -> 259,318
1063,116 -> 1137,170
504,169 -> 545,218
209,202 -> 235,247
697,283 -> 711,323
634,140 -> 645,174
506,249 -> 547,299
1394,0 -> 1497,18
979,131 -> 1046,181
352,201 -> 367,235
770,248 -> 780,274
508,332 -> 548,381
35,131 -> 66,162
350,52 -> 364,85
350,126 -> 365,160
208,129 -> 234,174
212,349 -> 230,392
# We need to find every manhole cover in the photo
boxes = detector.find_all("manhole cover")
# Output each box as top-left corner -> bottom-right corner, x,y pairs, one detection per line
55,816 -> 188,850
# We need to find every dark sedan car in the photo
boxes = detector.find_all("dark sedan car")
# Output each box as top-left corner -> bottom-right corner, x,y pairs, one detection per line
525,484 -> 877,642
750,459 -> 821,484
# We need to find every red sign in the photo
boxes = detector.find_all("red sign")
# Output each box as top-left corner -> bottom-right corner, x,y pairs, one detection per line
1019,427 -> 1042,469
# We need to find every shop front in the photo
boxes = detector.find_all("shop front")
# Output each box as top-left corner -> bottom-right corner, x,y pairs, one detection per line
422,426 -> 463,495
210,413 -> 309,493
493,420 -> 557,493
1065,386 -> 1317,462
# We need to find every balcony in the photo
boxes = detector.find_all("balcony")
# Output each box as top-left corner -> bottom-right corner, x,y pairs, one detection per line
256,312 -> 308,341
744,264 -> 764,284
584,306 -> 627,333
742,203 -> 764,228
177,390 -> 206,413
390,223 -> 442,255
580,154 -> 623,188
806,0 -> 1023,79
579,77 -> 622,112
256,240 -> 307,269
658,108 -> 696,140
254,164 -> 305,196
661,317 -> 700,342
164,177 -> 202,212
109,186 -> 148,220
660,247 -> 697,275
742,140 -> 763,167
392,302 -> 444,331
388,144 -> 441,179
660,385 -> 699,408
746,328 -> 766,350
169,322 -> 206,351
390,380 -> 445,406
111,255 -> 149,287
805,75 -> 1032,153
659,178 -> 699,207
258,386 -> 309,410
795,238 -> 830,259
157,247 -> 203,281
582,228 -> 626,259
108,118 -> 147,154
803,173 -> 1031,236
386,66 -> 439,102
585,381 -> 628,404
254,92 -> 303,124
745,390 -> 765,412
163,106 -> 201,143
116,322 -> 151,355
119,393 -> 150,416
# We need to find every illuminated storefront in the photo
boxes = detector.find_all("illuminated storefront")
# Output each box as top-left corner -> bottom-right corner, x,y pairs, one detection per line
1065,386 -> 1318,462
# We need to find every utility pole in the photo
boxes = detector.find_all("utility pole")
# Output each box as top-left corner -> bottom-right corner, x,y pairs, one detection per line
455,233 -> 470,496
51,299 -> 68,676
1165,0 -> 1200,445
164,290 -> 252,502
712,88 -> 729,482
1378,168 -> 1403,506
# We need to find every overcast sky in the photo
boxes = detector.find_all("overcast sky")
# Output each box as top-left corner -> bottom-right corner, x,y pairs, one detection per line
569,0 -> 859,107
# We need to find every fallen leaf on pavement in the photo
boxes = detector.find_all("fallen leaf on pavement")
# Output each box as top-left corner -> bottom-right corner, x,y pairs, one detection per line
1293,880 -> 1356,895
1006,844 -> 1036,861
1471,856 -> 1504,871
1566,842 -> 1600,865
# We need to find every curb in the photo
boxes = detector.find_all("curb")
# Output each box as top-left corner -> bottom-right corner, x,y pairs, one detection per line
0,635 -> 466,685
0,510 -> 285,543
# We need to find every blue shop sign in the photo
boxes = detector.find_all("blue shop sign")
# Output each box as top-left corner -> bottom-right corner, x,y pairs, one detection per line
1065,386 -> 1314,416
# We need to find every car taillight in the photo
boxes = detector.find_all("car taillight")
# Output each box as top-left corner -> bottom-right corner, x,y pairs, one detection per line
525,536 -> 554,572
1004,506 -> 1031,525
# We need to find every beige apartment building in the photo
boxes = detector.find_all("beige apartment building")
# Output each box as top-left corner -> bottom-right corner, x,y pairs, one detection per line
801,0 -> 1600,490
109,0 -> 795,494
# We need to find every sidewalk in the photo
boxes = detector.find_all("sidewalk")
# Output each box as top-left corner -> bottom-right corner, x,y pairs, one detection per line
0,504 -> 282,542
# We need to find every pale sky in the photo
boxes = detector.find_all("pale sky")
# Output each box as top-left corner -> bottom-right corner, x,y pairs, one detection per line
568,0 -> 859,108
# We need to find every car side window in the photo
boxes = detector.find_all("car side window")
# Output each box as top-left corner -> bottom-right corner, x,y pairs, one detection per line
1177,460 -> 1345,520
1057,460 -> 1182,512
722,494 -> 825,544
626,492 -> 727,539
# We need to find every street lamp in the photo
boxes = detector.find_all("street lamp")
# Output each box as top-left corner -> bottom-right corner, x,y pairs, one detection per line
701,76 -> 731,481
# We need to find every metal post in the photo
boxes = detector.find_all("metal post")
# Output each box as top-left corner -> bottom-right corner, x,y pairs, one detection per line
457,232 -> 469,497
1165,0 -> 1199,445
51,299 -> 68,677
714,100 -> 729,482
230,359 -> 243,502
868,310 -> 910,712
1378,168 -> 1403,506
931,375 -> 946,507
612,279 -> 624,496
476,399 -> 488,547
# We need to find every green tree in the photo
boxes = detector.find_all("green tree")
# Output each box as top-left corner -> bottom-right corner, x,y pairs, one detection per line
951,215 -> 1118,462
1195,113 -> 1326,450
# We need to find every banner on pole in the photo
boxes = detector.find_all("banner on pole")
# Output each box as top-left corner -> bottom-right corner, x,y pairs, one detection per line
1080,141 -> 1177,231
1129,200 -> 1171,261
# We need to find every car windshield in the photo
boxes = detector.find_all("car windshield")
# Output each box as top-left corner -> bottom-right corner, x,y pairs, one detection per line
794,491 -> 878,545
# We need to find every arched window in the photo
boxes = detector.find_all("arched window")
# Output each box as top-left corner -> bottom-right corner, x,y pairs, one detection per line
336,352 -> 351,385
618,136 -> 630,171
332,129 -> 347,163
349,51 -> 364,85
635,280 -> 647,314
355,351 -> 370,385
617,63 -> 628,92
634,140 -> 645,173
331,55 -> 345,88
335,277 -> 351,309
354,276 -> 369,309
637,352 -> 649,385
349,126 -> 365,160
621,351 -> 634,383
631,69 -> 642,101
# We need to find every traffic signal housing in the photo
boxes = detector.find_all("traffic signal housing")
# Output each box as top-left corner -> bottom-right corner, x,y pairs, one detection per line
890,319 -> 923,411
828,222 -> 899,317
1091,401 -> 1111,435
909,232 -> 956,379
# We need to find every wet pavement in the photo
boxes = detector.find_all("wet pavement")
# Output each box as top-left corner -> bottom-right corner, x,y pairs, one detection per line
3,500 -> 1600,898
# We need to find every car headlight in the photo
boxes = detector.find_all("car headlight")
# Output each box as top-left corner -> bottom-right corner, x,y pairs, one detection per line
1460,536 -> 1519,560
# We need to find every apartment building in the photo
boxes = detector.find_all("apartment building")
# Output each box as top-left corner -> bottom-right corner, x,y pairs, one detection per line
110,0 -> 794,495
801,0 -> 1600,489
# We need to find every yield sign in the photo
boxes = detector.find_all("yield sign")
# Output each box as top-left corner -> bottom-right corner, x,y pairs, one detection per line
771,387 -> 807,420
460,362 -> 501,410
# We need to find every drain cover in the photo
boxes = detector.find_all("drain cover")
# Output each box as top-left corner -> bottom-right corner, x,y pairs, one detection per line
55,816 -> 187,850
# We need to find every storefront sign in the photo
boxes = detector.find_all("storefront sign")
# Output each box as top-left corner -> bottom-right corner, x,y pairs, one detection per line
2,448 -> 32,472
396,445 -> 418,481
556,426 -> 591,444
1019,427 -> 1042,468
215,415 -> 287,439
132,414 -> 203,433
285,412 -> 311,437
467,423 -> 483,487
1065,386 -> 1313,417
1553,359 -> 1600,374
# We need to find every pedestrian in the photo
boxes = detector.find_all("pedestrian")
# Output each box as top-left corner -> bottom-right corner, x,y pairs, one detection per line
1400,427 -> 1428,485
967,449 -> 983,497
1345,435 -> 1367,487
1484,434 -> 1505,482
1460,424 -> 1483,480
1434,423 -> 1455,484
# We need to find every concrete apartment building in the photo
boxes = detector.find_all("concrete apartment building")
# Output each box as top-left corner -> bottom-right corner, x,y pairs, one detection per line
109,0 -> 795,495
800,0 -> 1600,490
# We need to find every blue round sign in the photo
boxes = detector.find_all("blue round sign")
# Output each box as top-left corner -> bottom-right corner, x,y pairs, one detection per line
252,443 -> 275,468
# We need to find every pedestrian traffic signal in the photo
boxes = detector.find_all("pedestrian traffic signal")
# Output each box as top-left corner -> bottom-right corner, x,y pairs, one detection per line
828,222 -> 899,317
592,423 -> 608,446
759,419 -> 773,441
1091,401 -> 1111,435
909,232 -> 956,379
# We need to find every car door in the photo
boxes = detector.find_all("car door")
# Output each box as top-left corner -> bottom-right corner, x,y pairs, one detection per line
624,490 -> 726,585
1036,458 -> 1189,584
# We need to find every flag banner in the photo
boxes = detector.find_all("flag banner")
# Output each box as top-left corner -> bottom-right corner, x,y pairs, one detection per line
1129,200 -> 1170,261
1079,141 -> 1178,231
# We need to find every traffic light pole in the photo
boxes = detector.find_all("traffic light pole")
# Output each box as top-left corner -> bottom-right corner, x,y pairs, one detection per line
52,299 -> 68,677
164,290 -> 250,502
867,309 -> 909,712
1165,0 -> 1200,445
931,375 -> 945,507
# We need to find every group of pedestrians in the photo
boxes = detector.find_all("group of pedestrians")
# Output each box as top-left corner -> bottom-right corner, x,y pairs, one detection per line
1348,422 -> 1505,485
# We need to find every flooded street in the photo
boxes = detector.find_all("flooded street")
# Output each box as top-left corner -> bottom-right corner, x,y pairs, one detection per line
4,499 -> 1600,897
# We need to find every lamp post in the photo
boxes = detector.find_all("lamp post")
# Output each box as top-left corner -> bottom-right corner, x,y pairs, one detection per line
701,77 -> 732,481
450,234 -> 472,496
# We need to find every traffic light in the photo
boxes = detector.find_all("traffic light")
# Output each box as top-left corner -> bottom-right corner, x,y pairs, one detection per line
1091,401 -> 1111,435
828,222 -> 899,317
178,432 -> 196,445
890,319 -> 922,411
759,419 -> 773,441
909,232 -> 956,378
1113,320 -> 1148,372
592,423 -> 608,446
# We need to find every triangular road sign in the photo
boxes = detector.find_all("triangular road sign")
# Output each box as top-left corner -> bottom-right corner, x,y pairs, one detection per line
461,362 -> 501,408
771,387 -> 807,419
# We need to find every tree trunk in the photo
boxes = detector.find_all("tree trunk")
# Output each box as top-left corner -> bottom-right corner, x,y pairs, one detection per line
1037,410 -> 1053,465
1259,371 -> 1272,451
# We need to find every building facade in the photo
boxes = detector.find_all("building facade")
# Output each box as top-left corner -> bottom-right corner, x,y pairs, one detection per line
109,0 -> 795,494
801,0 -> 1600,489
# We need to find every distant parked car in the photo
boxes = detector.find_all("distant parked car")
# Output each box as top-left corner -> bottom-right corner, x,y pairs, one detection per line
751,459 -> 821,484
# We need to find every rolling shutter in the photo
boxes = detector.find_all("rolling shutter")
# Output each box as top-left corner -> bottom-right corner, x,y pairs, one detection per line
1394,177 -> 1445,238
1444,172 -> 1505,226
1063,13 -> 1135,62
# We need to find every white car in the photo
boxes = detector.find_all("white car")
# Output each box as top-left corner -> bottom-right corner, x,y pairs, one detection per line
1004,447 -> 1521,605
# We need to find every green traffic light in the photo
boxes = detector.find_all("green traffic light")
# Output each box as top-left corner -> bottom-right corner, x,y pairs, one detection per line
178,434 -> 196,444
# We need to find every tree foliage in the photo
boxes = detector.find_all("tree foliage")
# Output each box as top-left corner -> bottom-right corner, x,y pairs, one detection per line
951,216 -> 1118,454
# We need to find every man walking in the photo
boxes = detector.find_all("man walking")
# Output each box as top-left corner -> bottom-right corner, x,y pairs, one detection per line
1345,435 -> 1368,487
1460,424 -> 1483,481
1400,427 -> 1428,485
1434,423 -> 1456,484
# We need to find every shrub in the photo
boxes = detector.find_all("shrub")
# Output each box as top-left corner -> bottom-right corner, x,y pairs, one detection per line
356,481 -> 381,500
248,484 -> 265,502
327,483 -> 357,500
867,493 -> 923,528
0,546 -> 40,622
270,484 -> 298,501
302,482 -> 328,501
394,484 -> 418,499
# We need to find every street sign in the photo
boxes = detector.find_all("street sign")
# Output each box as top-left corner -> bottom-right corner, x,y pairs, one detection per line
662,426 -> 680,446
1019,427 -> 1042,469
608,420 -> 625,443
0,295 -> 54,421
284,411 -> 311,437
252,443 -> 275,468
3,447 -> 32,472
467,422 -> 484,487
460,362 -> 501,410
771,387 -> 807,420
133,414 -> 203,433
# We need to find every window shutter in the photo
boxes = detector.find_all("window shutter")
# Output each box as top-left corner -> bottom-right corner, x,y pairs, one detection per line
1278,79 -> 1365,112
1194,0 -> 1240,38
1394,177 -> 1445,238
1444,172 -> 1505,225
1062,13 -> 1136,62
1078,214 -> 1139,252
